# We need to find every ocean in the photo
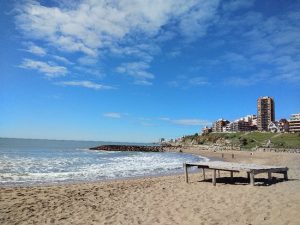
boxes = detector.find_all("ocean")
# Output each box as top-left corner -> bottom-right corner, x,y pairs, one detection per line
0,138 -> 206,186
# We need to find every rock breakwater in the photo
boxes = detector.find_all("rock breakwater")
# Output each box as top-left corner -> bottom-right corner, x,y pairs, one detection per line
90,145 -> 165,152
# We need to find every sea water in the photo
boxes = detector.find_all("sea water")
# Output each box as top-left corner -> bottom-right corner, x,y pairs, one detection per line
0,138 -> 207,186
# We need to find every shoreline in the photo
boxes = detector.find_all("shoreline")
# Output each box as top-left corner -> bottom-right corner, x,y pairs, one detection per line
1,147 -> 299,225
0,151 -> 210,188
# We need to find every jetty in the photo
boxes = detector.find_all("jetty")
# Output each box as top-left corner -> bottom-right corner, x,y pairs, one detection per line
90,145 -> 164,152
183,161 -> 288,186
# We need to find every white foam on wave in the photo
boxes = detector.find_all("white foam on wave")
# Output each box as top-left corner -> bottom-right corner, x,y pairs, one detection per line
0,150 -> 206,186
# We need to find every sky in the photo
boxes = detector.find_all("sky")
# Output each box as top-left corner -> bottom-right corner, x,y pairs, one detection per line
1,0 -> 300,142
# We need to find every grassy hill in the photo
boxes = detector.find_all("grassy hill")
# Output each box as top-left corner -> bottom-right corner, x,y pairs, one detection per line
182,132 -> 300,150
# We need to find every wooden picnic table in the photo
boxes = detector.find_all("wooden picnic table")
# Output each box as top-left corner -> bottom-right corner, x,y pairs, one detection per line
183,161 -> 288,186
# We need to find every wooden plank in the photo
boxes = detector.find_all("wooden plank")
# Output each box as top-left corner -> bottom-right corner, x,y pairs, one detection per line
185,162 -> 287,173
252,168 -> 288,174
212,169 -> 216,186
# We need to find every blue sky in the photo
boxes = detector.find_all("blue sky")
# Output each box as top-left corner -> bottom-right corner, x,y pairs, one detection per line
1,0 -> 300,142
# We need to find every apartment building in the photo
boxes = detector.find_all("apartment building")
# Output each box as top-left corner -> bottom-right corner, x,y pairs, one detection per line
289,114 -> 300,132
257,96 -> 275,131
229,120 -> 257,132
212,119 -> 229,132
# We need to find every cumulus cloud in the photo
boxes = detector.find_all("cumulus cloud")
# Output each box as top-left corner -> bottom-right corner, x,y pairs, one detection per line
15,0 -> 221,84
57,80 -> 114,90
15,0 -> 219,55
19,58 -> 67,77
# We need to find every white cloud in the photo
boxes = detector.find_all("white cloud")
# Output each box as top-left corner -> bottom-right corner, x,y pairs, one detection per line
19,58 -> 67,77
275,73 -> 300,82
159,117 -> 211,126
110,44 -> 158,62
103,112 -> 122,119
159,117 -> 171,121
16,0 -> 219,56
168,76 -> 210,88
116,61 -> 154,85
222,0 -> 255,12
52,55 -> 73,65
15,0 -> 221,84
24,43 -> 47,56
179,1 -> 220,41
225,71 -> 272,86
133,80 -> 153,86
78,56 -> 98,65
74,66 -> 104,78
209,7 -> 300,86
172,119 -> 211,126
167,49 -> 181,58
140,122 -> 154,127
167,81 -> 179,88
57,80 -> 114,90
188,77 -> 210,86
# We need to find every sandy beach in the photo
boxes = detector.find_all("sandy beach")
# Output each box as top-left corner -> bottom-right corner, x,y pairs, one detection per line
1,148 -> 300,225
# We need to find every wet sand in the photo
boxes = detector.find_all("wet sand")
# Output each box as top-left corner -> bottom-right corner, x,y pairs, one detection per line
1,148 -> 300,225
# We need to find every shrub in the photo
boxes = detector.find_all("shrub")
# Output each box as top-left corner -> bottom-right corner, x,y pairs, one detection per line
240,138 -> 248,146
198,140 -> 205,145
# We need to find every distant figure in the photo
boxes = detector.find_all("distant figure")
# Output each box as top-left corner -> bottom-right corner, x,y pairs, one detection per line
266,139 -> 271,147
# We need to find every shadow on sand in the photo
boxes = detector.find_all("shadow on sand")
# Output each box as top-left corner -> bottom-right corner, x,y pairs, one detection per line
193,176 -> 297,186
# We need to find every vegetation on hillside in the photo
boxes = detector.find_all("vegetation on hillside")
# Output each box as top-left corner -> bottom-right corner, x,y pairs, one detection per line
181,132 -> 300,150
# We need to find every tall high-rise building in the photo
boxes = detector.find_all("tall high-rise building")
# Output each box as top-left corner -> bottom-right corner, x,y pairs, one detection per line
257,96 -> 275,131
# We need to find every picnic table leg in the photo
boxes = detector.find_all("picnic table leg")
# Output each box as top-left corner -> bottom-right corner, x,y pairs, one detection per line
184,163 -> 188,183
268,172 -> 272,182
250,172 -> 255,186
283,171 -> 288,180
202,168 -> 206,180
217,170 -> 220,178
212,169 -> 216,186
230,171 -> 234,182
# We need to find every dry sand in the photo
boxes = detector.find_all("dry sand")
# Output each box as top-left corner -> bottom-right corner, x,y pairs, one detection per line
1,148 -> 300,225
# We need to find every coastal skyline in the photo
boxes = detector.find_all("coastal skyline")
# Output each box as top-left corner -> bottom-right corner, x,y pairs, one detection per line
1,0 -> 300,142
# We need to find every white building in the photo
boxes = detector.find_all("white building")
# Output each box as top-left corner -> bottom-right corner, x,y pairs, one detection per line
268,121 -> 279,133
289,114 -> 300,132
